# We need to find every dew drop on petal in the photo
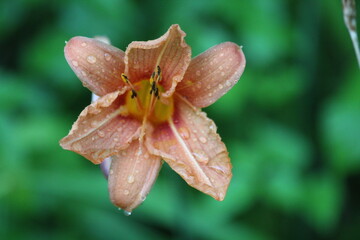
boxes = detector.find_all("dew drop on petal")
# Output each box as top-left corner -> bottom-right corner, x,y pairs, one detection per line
72,60 -> 78,67
221,72 -> 225,76
81,71 -> 87,77
81,42 -> 87,47
110,169 -> 114,175
219,192 -> 224,200
199,136 -> 207,143
98,131 -> 105,138
124,190 -> 130,195
192,149 -> 209,164
218,84 -> 224,89
91,121 -> 98,127
72,142 -> 81,151
104,53 -> 111,61
179,127 -> 190,139
127,175 -> 135,184
87,55 -> 97,64
226,80 -> 231,87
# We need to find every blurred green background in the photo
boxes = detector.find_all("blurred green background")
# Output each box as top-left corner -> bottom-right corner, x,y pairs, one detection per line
1,0 -> 360,239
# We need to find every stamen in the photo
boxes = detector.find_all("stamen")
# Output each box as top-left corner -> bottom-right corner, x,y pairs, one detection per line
122,73 -> 143,111
121,73 -> 138,97
131,90 -> 137,99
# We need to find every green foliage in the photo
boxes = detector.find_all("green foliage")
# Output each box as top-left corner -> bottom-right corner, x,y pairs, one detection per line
1,0 -> 359,239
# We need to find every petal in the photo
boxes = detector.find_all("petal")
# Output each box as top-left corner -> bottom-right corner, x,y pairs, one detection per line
124,24 -> 191,97
65,36 -> 126,96
60,90 -> 141,164
108,140 -> 162,212
146,96 -> 232,200
177,42 -> 246,108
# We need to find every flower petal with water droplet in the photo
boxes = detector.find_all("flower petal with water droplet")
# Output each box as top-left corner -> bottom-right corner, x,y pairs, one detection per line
124,24 -> 191,98
108,140 -> 162,212
59,90 -> 141,164
147,95 -> 232,201
65,36 -> 126,96
177,42 -> 246,108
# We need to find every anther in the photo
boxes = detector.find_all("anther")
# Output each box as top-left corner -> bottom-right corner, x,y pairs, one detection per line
131,90 -> 137,98
121,73 -> 129,83
157,65 -> 161,76
121,73 -> 138,98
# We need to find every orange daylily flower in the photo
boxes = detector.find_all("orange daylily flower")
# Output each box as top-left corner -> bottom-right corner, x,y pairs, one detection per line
60,24 -> 246,214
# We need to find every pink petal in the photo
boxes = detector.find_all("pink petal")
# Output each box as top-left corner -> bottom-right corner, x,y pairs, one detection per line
124,24 -> 191,97
177,42 -> 246,108
147,96 -> 232,200
108,140 -> 161,212
60,90 -> 141,164
65,36 -> 126,96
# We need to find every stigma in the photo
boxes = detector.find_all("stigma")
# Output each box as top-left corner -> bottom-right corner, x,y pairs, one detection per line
122,66 -> 174,124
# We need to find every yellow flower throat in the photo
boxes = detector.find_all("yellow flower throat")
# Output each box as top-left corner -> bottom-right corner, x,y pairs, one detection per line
122,66 -> 174,124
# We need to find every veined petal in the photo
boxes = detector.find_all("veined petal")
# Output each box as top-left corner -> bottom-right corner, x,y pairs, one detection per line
124,24 -> 191,97
147,96 -> 232,200
60,90 -> 141,164
65,36 -> 126,96
177,42 -> 246,108
108,140 -> 162,212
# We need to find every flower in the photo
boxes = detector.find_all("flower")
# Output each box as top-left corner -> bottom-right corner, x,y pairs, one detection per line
60,24 -> 246,213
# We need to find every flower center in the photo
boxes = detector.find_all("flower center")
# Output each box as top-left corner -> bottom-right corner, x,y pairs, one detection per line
122,67 -> 174,124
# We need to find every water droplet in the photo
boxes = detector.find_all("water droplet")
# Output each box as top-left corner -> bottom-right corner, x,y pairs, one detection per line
192,150 -> 209,164
218,84 -> 224,89
123,210 -> 132,216
98,131 -> 105,137
81,42 -> 87,47
225,80 -> 231,87
206,85 -> 211,89
199,137 -> 207,143
87,55 -> 97,64
220,53 -> 224,57
114,138 -> 119,142
179,127 -> 190,139
124,190 -> 130,195
196,82 -> 202,89
221,72 -> 225,76
91,121 -> 98,127
127,175 -> 135,184
104,53 -> 111,61
72,60 -> 78,67
81,71 -> 87,76
72,142 -> 81,151
219,66 -> 223,70
196,70 -> 201,76
110,169 -> 114,175
219,192 -> 224,200
208,93 -> 212,97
